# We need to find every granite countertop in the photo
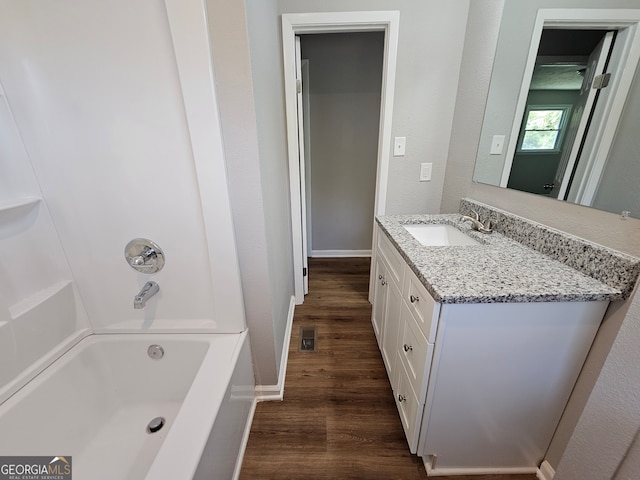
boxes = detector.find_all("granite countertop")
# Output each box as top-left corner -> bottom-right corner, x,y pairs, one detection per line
376,214 -> 622,304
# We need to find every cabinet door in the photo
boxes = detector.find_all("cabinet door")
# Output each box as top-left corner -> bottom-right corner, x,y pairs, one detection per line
394,356 -> 422,454
381,278 -> 402,386
371,256 -> 387,347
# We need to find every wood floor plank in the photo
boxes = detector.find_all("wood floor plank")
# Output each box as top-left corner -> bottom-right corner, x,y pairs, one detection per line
240,258 -> 537,480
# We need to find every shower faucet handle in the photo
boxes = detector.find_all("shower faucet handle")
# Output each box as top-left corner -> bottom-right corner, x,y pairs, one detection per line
125,238 -> 165,274
129,246 -> 157,267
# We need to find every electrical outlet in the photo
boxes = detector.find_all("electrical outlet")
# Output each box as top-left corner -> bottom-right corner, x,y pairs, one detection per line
420,163 -> 432,182
393,137 -> 406,157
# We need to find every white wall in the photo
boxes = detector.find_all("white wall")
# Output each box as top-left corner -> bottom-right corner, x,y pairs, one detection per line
301,33 -> 383,253
0,0 -> 245,333
442,0 -> 640,473
0,83 -> 90,401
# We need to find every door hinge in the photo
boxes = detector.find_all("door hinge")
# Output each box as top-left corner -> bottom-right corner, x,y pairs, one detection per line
296,79 -> 302,94
592,73 -> 611,89
303,267 -> 307,277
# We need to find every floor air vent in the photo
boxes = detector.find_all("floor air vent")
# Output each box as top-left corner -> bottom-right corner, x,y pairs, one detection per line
299,326 -> 317,352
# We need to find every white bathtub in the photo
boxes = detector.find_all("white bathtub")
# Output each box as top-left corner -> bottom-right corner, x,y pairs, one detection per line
0,331 -> 255,480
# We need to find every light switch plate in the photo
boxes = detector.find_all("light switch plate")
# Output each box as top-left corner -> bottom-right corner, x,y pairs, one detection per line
420,163 -> 432,182
393,137 -> 406,157
490,135 -> 506,155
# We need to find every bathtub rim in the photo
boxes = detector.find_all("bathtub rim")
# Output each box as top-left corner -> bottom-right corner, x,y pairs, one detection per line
145,329 -> 250,479
0,327 -> 248,407
0,330 -> 254,480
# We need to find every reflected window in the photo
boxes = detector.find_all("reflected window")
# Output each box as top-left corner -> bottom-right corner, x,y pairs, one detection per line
518,106 -> 570,152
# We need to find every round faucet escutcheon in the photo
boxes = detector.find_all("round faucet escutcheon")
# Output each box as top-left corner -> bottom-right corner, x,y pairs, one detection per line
125,238 -> 165,273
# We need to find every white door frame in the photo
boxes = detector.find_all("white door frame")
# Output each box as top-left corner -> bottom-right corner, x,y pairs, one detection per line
294,37 -> 309,295
282,11 -> 400,304
499,9 -> 640,194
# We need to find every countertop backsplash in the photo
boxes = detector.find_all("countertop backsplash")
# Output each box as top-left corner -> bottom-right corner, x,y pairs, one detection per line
459,198 -> 640,299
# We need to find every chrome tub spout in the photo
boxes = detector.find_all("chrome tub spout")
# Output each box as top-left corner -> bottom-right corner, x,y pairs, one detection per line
134,281 -> 159,309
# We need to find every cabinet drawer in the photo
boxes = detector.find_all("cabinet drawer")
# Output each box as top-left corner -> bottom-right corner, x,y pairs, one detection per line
399,306 -> 433,400
394,357 -> 422,454
378,229 -> 404,287
403,268 -> 440,342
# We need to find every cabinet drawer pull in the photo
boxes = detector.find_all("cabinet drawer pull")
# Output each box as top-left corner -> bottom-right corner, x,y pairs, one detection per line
398,394 -> 406,402
382,280 -> 387,286
378,274 -> 383,280
403,344 -> 413,352
410,295 -> 419,303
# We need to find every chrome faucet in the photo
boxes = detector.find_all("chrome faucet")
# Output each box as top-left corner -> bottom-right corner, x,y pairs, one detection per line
134,281 -> 159,309
460,210 -> 493,234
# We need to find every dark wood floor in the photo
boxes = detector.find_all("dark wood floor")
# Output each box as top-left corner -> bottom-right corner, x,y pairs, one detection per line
240,258 -> 537,480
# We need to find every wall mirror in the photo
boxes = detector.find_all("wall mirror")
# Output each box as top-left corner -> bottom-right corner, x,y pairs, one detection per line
473,5 -> 640,219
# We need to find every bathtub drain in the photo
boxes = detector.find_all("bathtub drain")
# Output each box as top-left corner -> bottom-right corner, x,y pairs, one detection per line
147,417 -> 166,434
147,344 -> 164,359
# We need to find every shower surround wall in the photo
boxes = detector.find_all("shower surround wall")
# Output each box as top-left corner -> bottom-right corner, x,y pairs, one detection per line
0,84 -> 90,402
0,0 -> 246,397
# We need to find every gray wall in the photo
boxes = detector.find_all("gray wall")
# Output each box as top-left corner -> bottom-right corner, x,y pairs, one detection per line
209,0 -> 294,386
593,61 -> 640,218
245,0 -> 296,380
238,0 -> 469,383
301,33 -> 383,253
278,0 -> 470,215
232,0 -> 640,469
442,0 -> 640,475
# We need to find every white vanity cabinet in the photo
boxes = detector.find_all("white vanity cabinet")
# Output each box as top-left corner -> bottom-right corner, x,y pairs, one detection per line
372,228 -> 404,361
372,226 -> 441,453
392,270 -> 437,453
370,225 -> 610,475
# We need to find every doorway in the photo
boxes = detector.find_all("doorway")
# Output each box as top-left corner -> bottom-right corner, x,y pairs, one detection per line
282,12 -> 400,304
507,28 -> 614,197
299,32 -> 384,258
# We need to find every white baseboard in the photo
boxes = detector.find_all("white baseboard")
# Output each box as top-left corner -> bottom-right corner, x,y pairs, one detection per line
255,295 -> 295,402
310,249 -> 371,258
232,397 -> 257,480
425,460 -> 537,477
536,460 -> 556,480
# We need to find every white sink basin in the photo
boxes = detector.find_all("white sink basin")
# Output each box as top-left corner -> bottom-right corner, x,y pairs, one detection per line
403,224 -> 480,246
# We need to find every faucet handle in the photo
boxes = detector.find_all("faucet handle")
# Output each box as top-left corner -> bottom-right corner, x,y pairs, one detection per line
471,209 -> 480,221
125,238 -> 165,274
